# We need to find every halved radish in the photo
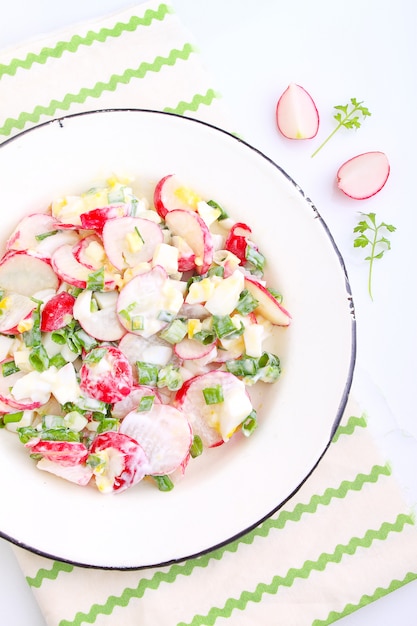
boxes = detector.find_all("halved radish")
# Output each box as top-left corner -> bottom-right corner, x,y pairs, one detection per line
154,174 -> 200,218
224,222 -> 253,264
0,293 -> 37,334
0,251 -> 59,296
89,431 -> 149,493
25,439 -> 89,467
102,217 -> 163,270
117,266 -> 184,337
79,345 -> 133,404
112,385 -> 162,420
174,370 -> 253,446
276,83 -> 319,139
51,244 -> 118,290
244,276 -> 291,326
174,337 -> 217,361
119,403 -> 192,475
73,289 -> 125,341
73,235 -> 104,270
336,151 -> 390,199
6,213 -> 79,258
0,362 -> 43,410
170,235 -> 196,272
165,209 -> 213,275
40,291 -> 75,332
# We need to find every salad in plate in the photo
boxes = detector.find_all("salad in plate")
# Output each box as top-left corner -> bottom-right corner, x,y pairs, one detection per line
0,175 -> 291,494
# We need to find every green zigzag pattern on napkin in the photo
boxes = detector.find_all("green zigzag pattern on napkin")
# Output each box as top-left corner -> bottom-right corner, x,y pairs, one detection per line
0,3 -> 172,79
177,514 -> 415,626
0,43 -> 200,137
332,413 -> 367,442
312,571 -> 417,625
163,88 -> 220,115
51,463 -> 392,626
27,560 -> 74,589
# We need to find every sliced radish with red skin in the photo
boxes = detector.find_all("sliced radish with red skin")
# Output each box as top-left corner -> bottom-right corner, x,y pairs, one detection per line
0,293 -> 37,334
224,222 -> 253,264
336,151 -> 390,199
73,235 -> 104,270
37,457 -> 93,486
73,289 -> 125,342
0,251 -> 59,296
118,333 -> 173,375
165,209 -> 213,275
120,404 -> 192,475
40,292 -> 75,332
89,431 -> 149,493
25,439 -> 89,467
79,346 -> 133,404
102,216 -> 163,270
117,266 -> 184,338
112,385 -> 162,420
170,235 -> 196,272
6,213 -> 80,258
276,83 -> 319,140
174,337 -> 217,361
79,204 -> 130,233
51,244 -> 118,290
0,362 -> 43,410
244,276 -> 291,326
174,370 -> 253,446
154,174 -> 200,218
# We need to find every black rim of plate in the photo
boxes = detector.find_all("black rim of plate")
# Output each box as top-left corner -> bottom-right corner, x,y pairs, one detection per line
0,109 -> 357,569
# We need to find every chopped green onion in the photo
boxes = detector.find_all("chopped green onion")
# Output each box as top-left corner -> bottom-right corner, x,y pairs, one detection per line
85,347 -> 107,364
157,364 -> 183,391
3,411 -> 24,424
236,289 -> 259,315
136,361 -> 159,386
258,352 -> 281,383
159,319 -> 187,344
86,453 -> 103,469
35,230 -> 58,241
202,384 -> 224,405
96,418 -> 119,434
138,395 -> 155,412
207,199 -> 229,220
87,267 -> 105,291
207,265 -> 224,278
157,310 -> 175,323
134,226 -> 144,243
50,328 -> 67,345
190,435 -> 203,458
107,188 -> 125,203
153,475 -> 174,492
2,360 -> 20,377
43,414 -> 65,429
225,356 -> 258,378
23,300 -> 42,348
48,353 -> 67,369
245,245 -> 265,273
29,345 -> 50,372
212,315 -> 237,339
40,428 -> 81,442
192,329 -> 216,345
131,315 -> 144,331
267,287 -> 283,303
73,327 -> 98,351
241,410 -> 258,437
16,426 -> 39,444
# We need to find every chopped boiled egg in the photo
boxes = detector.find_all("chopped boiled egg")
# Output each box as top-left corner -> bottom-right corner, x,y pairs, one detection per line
243,323 -> 264,358
205,270 -> 244,316
174,186 -> 201,209
197,200 -> 221,226
125,229 -> 144,254
152,243 -> 179,275
185,277 -> 216,304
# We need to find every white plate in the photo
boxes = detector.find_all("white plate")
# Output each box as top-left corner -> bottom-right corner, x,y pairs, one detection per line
0,110 -> 355,568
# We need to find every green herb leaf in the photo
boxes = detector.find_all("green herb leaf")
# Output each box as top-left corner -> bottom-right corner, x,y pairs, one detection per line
311,98 -> 371,158
152,475 -> 174,492
87,267 -> 105,291
190,434 -> 203,458
202,384 -> 224,405
353,212 -> 396,300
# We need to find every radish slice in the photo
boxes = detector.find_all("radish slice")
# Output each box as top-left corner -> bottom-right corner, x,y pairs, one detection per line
102,217 -> 163,270
37,457 -> 93,486
165,209 -> 213,275
154,174 -> 201,218
0,293 -> 37,334
244,276 -> 291,326
174,370 -> 253,446
79,205 -> 130,233
224,222 -> 253,264
79,346 -> 133,404
72,235 -> 104,270
6,213 -> 80,258
89,431 -> 149,493
112,385 -> 162,419
73,289 -> 125,341
336,151 -> 390,199
117,266 -> 184,338
174,337 -> 217,361
120,403 -> 192,475
25,440 -> 89,467
0,252 -> 59,296
51,244 -> 118,290
40,292 -> 75,332
118,333 -> 173,379
276,83 -> 319,139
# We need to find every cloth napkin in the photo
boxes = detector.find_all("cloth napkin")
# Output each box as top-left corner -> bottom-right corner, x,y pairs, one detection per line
1,2 -> 416,625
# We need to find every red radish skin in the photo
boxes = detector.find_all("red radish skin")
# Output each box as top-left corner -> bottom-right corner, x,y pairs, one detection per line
244,276 -> 291,326
79,205 -> 129,233
89,431 -> 149,493
51,244 -> 118,290
80,346 -> 133,404
154,174 -> 200,218
72,235 -> 104,270
165,209 -> 213,275
40,292 -> 75,332
25,440 -> 89,467
102,216 -> 163,270
174,337 -> 217,361
224,222 -> 254,264
0,293 -> 37,334
276,83 -> 319,140
112,385 -> 162,419
0,362 -> 43,410
336,151 -> 390,199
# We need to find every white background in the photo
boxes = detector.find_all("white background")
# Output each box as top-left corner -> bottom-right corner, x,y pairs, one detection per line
0,0 -> 416,624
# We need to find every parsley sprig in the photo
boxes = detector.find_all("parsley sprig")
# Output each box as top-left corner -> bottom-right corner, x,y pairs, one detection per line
311,98 -> 371,157
353,212 -> 396,300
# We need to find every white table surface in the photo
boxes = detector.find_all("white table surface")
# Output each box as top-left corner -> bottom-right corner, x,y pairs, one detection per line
0,1 -> 416,624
